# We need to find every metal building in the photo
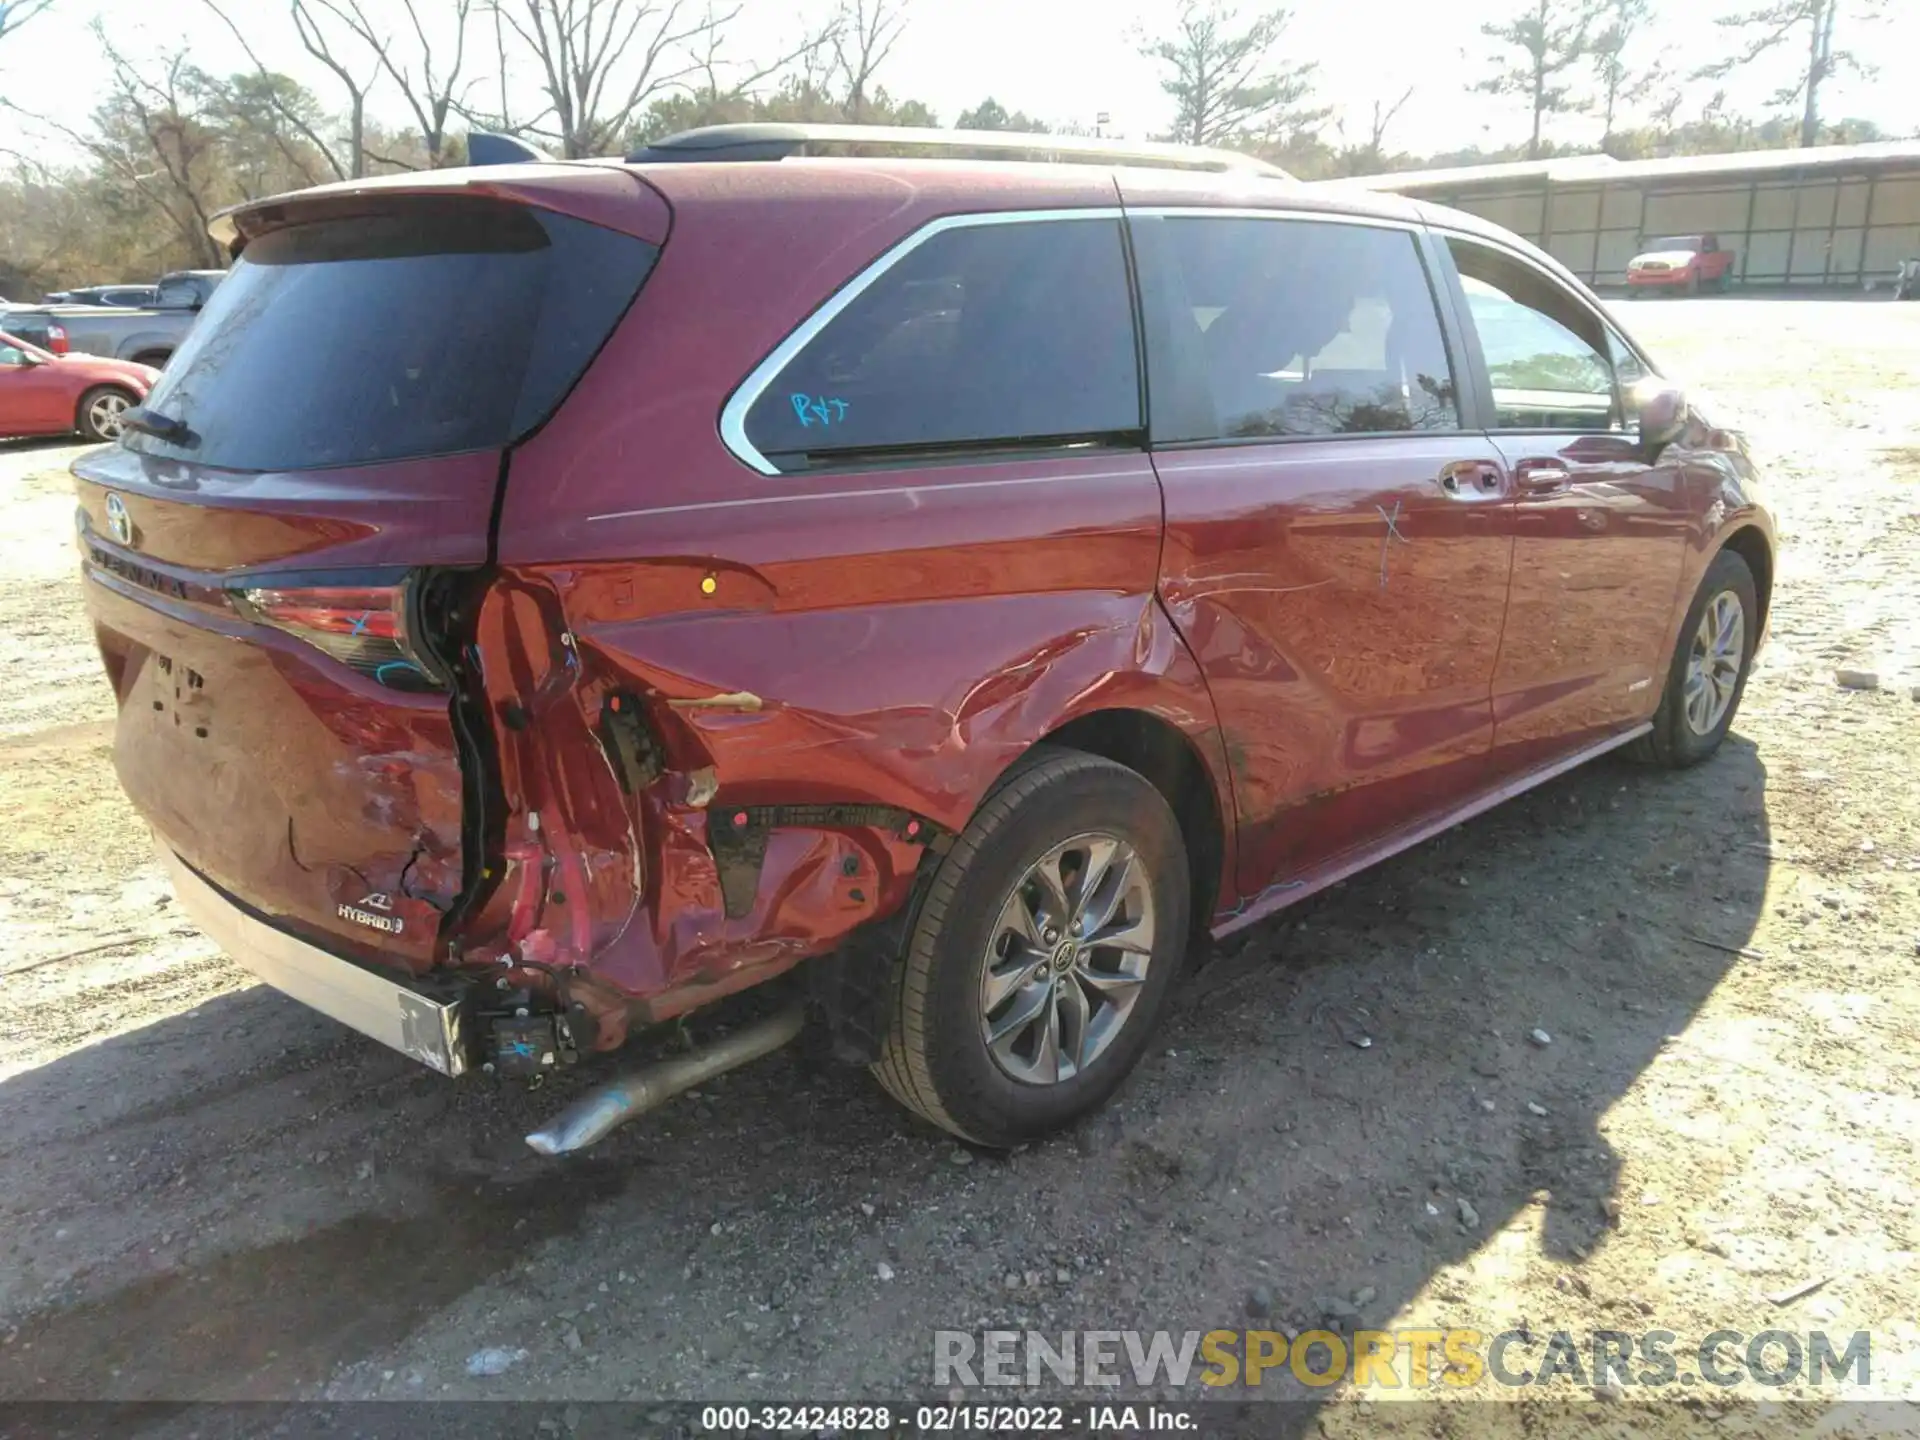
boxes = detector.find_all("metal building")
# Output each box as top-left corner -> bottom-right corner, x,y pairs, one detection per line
1357,139 -> 1920,290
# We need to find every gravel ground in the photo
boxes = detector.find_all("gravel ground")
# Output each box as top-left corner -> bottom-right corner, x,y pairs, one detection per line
1,299 -> 1917,1432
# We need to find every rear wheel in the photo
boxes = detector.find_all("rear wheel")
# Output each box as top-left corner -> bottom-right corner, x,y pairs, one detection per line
1631,548 -> 1758,768
130,349 -> 171,369
76,386 -> 135,442
873,749 -> 1190,1147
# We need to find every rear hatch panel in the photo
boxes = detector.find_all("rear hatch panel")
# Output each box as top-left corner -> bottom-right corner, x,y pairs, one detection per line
76,188 -> 661,976
75,451 -> 484,969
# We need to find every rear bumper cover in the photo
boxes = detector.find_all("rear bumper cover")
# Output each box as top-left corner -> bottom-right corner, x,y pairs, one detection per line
159,843 -> 470,1076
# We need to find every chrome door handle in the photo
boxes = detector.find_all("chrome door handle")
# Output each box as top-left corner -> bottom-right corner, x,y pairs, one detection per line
1516,462 -> 1571,496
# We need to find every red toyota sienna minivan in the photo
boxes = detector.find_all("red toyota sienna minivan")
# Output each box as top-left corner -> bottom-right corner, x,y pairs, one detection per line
72,126 -> 1773,1153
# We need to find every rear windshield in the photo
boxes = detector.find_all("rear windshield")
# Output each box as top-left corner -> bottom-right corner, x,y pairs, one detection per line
126,200 -> 657,472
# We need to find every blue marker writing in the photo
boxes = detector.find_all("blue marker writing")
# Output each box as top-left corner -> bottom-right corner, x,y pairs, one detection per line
789,393 -> 851,428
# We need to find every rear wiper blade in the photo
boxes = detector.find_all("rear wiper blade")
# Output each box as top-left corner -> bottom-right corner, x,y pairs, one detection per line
120,406 -> 194,445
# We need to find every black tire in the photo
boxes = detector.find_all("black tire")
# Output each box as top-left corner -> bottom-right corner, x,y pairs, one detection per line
1631,548 -> 1758,768
873,749 -> 1191,1147
75,385 -> 136,442
1685,271 -> 1701,296
130,349 -> 171,369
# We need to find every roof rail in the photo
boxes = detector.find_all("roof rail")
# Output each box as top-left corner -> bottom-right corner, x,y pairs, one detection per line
625,123 -> 1291,179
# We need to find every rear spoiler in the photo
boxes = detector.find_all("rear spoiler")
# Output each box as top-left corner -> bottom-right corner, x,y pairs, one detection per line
206,144 -> 667,259
207,131 -> 560,253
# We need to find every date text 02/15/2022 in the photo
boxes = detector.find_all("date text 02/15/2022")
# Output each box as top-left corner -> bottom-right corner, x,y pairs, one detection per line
697,1404 -> 1197,1432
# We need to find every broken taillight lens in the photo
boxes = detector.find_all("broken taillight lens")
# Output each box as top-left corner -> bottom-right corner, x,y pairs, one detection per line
232,582 -> 445,693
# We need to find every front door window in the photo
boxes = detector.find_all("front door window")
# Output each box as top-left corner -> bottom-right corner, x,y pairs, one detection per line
1448,243 -> 1624,433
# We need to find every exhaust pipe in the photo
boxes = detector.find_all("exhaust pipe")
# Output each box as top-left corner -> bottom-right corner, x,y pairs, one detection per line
525,1004 -> 805,1155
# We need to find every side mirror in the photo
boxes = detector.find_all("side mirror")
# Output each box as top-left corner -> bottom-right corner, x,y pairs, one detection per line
1632,380 -> 1688,459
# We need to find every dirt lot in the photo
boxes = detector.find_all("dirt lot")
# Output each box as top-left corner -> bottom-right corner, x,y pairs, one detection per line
1,299 -> 1917,1430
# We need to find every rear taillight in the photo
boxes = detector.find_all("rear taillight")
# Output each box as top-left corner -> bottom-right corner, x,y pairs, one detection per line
232,582 -> 445,693
46,324 -> 69,354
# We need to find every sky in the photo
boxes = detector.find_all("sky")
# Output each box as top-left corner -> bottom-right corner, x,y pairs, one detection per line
0,0 -> 1916,166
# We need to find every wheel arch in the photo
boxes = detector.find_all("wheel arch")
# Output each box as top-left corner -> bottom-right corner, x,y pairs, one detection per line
1034,707 -> 1228,953
1719,524 -> 1773,638
115,330 -> 175,362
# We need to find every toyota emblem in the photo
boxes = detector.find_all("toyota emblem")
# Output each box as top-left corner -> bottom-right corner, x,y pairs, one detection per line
104,493 -> 133,547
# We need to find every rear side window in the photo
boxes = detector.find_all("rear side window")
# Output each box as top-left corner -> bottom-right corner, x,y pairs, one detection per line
1136,216 -> 1459,443
155,278 -> 198,308
737,217 -> 1141,470
126,201 -> 657,471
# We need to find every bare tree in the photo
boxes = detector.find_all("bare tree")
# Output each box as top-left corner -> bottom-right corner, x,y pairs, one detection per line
1698,0 -> 1882,148
830,0 -> 907,122
494,0 -> 736,158
292,0 -> 478,166
0,157 -> 99,290
200,0 -> 353,181
1140,1 -> 1323,149
28,26 -> 230,266
448,0 -> 534,138
0,0 -> 55,45
293,0 -> 377,176
1478,0 -> 1603,159
666,4 -> 841,127
1334,86 -> 1413,174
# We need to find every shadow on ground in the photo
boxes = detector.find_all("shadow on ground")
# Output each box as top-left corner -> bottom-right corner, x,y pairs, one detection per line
0,739 -> 1771,1429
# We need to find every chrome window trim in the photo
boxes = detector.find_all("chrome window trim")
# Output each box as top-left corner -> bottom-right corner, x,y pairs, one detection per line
719,206 -> 1126,476
1127,205 -> 1419,232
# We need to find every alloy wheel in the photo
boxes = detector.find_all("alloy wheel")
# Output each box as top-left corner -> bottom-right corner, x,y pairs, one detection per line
88,392 -> 130,440
1683,589 -> 1745,735
978,833 -> 1156,1085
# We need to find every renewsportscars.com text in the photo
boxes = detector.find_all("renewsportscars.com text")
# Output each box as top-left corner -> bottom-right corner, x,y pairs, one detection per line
933,1328 -> 1871,1391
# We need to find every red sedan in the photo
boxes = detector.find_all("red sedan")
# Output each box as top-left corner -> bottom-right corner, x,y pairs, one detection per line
0,330 -> 156,441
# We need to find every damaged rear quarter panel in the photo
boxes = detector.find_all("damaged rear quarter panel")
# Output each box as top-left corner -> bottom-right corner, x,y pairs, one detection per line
497,454 -> 1234,1011
486,168 -> 1235,1015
